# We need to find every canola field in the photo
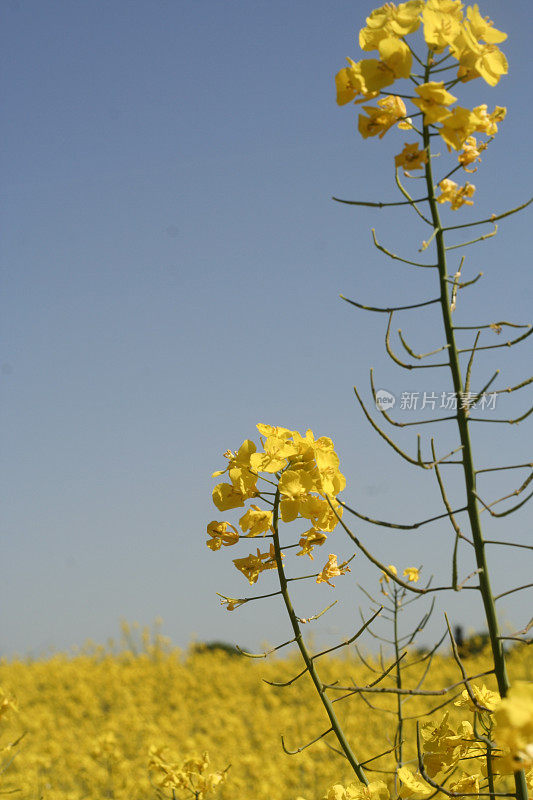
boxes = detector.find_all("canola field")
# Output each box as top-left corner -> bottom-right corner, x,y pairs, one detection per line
1,625 -> 531,800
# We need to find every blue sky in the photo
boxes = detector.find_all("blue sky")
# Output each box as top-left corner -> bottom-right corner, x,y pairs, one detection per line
2,0 -> 531,657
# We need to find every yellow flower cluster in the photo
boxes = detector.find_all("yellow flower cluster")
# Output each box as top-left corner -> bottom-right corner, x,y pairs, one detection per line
335,1 -> 508,207
0,634 -> 531,799
493,681 -> 533,773
209,424 -> 348,592
148,747 -> 227,797
324,779 -> 389,800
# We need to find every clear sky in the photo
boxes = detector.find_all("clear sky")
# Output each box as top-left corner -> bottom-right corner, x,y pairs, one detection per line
2,0 -> 531,658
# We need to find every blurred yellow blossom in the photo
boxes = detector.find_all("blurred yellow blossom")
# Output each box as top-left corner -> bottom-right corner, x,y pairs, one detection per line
148,747 -> 227,797
454,683 -> 500,712
379,564 -> 397,595
397,766 -> 433,799
493,681 -> 533,772
324,779 -> 389,800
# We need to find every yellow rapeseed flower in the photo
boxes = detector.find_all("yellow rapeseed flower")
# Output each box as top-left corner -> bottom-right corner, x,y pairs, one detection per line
316,554 -> 351,587
421,0 -> 463,52
412,82 -> 457,125
379,564 -> 397,595
359,2 -> 423,51
212,482 -> 248,511
206,520 -> 240,550
395,143 -> 428,173
238,505 -> 273,537
324,779 -> 389,800
216,593 -> 246,611
454,683 -> 500,712
397,766 -> 433,799
466,4 -> 507,44
493,681 -> 533,773
436,178 -> 475,209
297,527 -> 327,559
359,95 -> 407,139
232,544 -> 279,585
452,22 -> 508,86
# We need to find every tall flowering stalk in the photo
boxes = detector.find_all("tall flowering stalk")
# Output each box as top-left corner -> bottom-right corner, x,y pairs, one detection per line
206,3 -> 531,799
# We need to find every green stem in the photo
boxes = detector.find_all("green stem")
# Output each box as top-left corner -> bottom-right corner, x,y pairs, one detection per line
422,57 -> 527,800
393,585 -> 404,770
271,488 -> 369,785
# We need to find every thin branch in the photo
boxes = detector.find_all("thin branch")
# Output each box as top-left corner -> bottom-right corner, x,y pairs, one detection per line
458,325 -> 533,353
397,329 -> 449,360
402,691 -> 462,719
333,501 -> 477,601
371,228 -> 437,268
469,370 -> 500,408
332,196 -> 428,208
464,331 -> 480,399
385,312 -> 449,370
353,385 -> 425,467
401,630 -> 448,669
236,638 -> 295,659
493,376 -> 533,395
454,321 -> 530,330
341,293 -> 441,314
326,668 -> 495,700
297,601 -> 338,624
445,224 -> 497,251
365,652 -> 408,689
395,168 -> 433,225
473,488 -> 533,517
442,196 -> 533,232
339,497 -> 468,534
431,440 -> 470,590
263,666 -> 307,688
484,539 -> 533,551
494,583 -> 533,601
469,403 -> 533,425
310,608 -> 382,662
445,614 -> 491,713
480,470 -> 533,512
498,618 -> 533,640
281,727 -> 332,755
476,462 -> 533,475
361,745 -> 402,767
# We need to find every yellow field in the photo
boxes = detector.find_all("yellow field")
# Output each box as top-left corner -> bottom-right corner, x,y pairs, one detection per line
1,627 -> 531,800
